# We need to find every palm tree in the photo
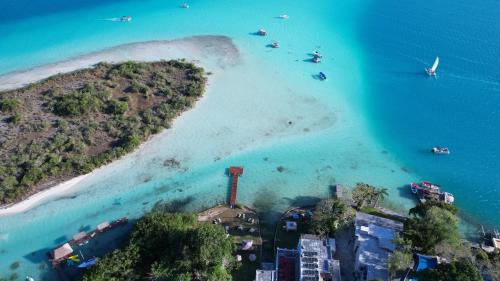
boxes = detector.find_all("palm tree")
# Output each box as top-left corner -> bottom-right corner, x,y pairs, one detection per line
374,188 -> 389,207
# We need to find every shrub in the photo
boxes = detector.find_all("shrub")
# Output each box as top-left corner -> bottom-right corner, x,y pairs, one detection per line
107,100 -> 129,115
30,120 -> 50,132
8,113 -> 22,125
128,80 -> 149,94
0,98 -> 21,112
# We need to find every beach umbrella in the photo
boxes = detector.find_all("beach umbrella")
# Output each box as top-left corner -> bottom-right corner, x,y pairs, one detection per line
249,254 -> 257,262
241,240 -> 253,250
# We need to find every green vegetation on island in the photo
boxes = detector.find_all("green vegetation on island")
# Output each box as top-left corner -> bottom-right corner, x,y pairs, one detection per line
0,60 -> 206,204
82,213 -> 236,281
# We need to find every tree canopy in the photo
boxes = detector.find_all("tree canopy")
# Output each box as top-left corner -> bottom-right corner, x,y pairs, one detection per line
82,213 -> 235,281
309,198 -> 355,236
404,202 -> 460,254
352,183 -> 388,209
415,260 -> 482,281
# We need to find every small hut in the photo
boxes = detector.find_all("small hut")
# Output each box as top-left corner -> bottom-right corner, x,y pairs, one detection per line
51,243 -> 74,263
71,232 -> 88,244
97,221 -> 111,233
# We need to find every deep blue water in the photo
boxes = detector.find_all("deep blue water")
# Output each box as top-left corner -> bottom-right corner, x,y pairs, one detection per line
0,0 -> 131,23
360,0 -> 500,228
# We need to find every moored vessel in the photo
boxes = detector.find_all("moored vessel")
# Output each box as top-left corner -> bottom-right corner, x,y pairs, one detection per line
431,146 -> 450,154
119,16 -> 132,22
410,181 -> 454,204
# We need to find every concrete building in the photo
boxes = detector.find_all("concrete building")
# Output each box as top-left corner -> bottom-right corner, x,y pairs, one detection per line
255,234 -> 341,281
354,212 -> 403,281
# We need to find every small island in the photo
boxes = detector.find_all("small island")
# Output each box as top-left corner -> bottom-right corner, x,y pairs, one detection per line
0,60 -> 207,204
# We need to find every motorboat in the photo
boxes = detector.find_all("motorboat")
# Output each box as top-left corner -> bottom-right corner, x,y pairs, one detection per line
313,51 -> 322,58
431,146 -> 450,154
271,42 -> 279,48
410,182 -> 419,194
442,192 -> 455,204
279,14 -> 289,19
411,181 -> 455,204
181,3 -> 189,8
26,277 -> 35,281
119,16 -> 132,22
312,56 -> 321,63
257,28 -> 267,36
426,56 -> 439,76
319,72 -> 327,80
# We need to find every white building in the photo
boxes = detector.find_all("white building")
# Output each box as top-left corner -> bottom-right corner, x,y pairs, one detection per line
354,212 -> 403,281
255,234 -> 341,281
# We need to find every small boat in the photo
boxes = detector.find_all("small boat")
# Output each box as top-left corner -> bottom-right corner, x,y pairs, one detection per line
119,16 -> 132,22
426,56 -> 439,76
442,192 -> 454,204
257,28 -> 267,36
410,182 -> 419,194
279,14 -> 289,19
431,146 -> 450,154
78,258 -> 97,268
271,42 -> 279,48
319,72 -> 327,80
26,277 -> 34,281
181,3 -> 189,8
313,51 -> 322,58
312,56 -> 321,63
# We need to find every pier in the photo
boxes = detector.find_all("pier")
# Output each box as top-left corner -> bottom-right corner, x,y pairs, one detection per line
228,166 -> 244,206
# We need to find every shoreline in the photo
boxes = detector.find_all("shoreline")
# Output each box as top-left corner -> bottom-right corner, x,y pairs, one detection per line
0,35 -> 238,91
0,175 -> 88,216
0,35 -> 233,216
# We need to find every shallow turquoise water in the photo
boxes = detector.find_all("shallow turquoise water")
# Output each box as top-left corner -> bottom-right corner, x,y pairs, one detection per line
0,0 -> 498,279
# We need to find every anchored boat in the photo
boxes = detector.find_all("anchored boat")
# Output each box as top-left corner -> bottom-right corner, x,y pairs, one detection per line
431,146 -> 450,154
410,181 -> 454,204
119,16 -> 132,22
257,28 -> 267,36
319,72 -> 327,80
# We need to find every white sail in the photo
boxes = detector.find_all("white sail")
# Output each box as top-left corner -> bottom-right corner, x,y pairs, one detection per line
431,57 -> 439,72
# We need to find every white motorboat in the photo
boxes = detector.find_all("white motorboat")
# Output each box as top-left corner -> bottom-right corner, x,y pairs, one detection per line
431,146 -> 450,154
119,16 -> 132,22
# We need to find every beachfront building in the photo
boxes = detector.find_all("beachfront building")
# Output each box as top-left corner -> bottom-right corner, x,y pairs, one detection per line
255,234 -> 341,281
353,212 -> 403,281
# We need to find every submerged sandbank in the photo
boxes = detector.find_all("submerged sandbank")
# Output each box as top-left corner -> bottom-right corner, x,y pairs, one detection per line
0,35 -> 239,91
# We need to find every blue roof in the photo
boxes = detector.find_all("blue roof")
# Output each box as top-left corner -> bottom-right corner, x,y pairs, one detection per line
415,254 -> 438,271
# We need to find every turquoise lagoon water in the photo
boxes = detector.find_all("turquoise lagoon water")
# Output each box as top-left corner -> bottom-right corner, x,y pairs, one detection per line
0,0 -> 498,279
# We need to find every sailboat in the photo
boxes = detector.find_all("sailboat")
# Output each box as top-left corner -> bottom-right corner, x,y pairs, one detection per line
426,56 -> 439,76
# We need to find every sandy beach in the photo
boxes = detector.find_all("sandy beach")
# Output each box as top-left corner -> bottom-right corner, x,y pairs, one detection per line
0,35 -> 239,91
0,175 -> 88,216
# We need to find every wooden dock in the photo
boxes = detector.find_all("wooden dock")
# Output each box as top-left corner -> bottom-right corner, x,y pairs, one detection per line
228,167 -> 244,206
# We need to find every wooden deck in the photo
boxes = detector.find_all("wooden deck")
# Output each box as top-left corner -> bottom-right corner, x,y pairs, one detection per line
229,167 -> 244,206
